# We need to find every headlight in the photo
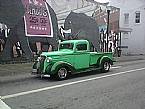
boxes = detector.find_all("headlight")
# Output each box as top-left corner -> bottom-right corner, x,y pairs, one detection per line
46,57 -> 52,63
37,57 -> 41,61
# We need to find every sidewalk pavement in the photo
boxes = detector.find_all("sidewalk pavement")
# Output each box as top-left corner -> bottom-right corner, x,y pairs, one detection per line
0,99 -> 11,109
0,63 -> 34,83
0,54 -> 145,83
115,54 -> 145,62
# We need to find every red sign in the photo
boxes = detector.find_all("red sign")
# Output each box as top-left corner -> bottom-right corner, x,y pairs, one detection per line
22,0 -> 53,37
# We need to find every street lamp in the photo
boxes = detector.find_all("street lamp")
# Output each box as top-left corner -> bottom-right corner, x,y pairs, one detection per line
106,5 -> 111,52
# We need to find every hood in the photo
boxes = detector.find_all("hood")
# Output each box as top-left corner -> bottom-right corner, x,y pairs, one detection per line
41,50 -> 74,57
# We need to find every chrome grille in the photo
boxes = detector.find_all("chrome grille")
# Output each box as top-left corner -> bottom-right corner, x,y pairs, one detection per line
39,56 -> 46,72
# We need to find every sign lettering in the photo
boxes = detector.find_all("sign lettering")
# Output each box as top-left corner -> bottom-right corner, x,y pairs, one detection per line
22,0 -> 53,37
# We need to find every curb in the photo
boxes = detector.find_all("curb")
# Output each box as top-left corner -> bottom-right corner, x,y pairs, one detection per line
115,58 -> 145,62
114,59 -> 145,67
0,74 -> 35,83
114,55 -> 145,62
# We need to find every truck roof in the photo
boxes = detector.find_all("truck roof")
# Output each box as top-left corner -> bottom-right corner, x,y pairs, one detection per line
60,40 -> 89,44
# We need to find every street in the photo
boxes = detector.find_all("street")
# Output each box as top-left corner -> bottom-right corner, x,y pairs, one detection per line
0,60 -> 145,109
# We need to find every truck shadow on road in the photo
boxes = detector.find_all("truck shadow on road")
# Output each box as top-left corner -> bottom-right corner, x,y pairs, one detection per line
34,69 -> 114,82
69,70 -> 113,80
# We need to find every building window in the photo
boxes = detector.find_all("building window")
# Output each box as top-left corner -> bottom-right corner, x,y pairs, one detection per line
124,13 -> 129,24
135,11 -> 140,24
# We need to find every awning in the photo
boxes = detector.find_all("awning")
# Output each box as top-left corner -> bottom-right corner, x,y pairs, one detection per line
119,27 -> 132,32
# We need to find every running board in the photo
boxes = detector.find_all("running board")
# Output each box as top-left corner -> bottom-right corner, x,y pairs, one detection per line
74,67 -> 101,74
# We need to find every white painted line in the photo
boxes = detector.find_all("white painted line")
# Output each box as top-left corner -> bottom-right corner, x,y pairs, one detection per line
111,66 -> 122,69
0,99 -> 11,109
1,67 -> 145,100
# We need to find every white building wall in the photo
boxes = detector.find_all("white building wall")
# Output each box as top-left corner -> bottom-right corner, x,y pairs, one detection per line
110,0 -> 145,55
128,1 -> 145,54
142,6 -> 145,53
142,7 -> 145,53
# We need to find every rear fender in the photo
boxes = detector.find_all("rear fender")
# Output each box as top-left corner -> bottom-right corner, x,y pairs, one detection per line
99,56 -> 113,66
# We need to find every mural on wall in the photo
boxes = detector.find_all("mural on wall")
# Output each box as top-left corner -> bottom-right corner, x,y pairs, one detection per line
100,31 -> 121,56
0,0 -> 61,61
63,12 -> 101,52
60,10 -> 121,55
0,0 -> 121,62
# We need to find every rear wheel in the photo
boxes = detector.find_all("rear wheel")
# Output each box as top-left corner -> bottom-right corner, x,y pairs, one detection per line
101,61 -> 111,73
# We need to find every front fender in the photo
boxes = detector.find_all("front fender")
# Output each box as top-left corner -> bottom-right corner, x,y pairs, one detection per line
50,61 -> 74,74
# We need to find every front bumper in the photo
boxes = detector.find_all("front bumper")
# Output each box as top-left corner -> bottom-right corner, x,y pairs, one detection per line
32,69 -> 50,78
32,68 -> 40,75
32,69 -> 37,73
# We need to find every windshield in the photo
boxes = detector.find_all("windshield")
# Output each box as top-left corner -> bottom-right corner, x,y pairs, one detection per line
59,43 -> 74,50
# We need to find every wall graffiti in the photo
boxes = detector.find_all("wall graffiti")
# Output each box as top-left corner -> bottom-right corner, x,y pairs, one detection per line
100,32 -> 121,56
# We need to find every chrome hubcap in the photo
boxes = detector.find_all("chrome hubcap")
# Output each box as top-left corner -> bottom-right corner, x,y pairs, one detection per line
58,68 -> 67,79
104,62 -> 110,71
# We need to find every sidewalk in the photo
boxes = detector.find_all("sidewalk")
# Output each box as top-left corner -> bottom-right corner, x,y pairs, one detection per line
0,54 -> 145,83
0,99 -> 11,109
115,54 -> 145,62
0,63 -> 33,83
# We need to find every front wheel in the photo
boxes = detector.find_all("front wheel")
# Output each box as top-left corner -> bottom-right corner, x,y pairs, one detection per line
101,61 -> 111,73
55,67 -> 69,80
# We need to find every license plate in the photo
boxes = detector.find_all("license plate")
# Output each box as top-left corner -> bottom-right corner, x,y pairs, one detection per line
32,69 -> 37,73
43,74 -> 50,77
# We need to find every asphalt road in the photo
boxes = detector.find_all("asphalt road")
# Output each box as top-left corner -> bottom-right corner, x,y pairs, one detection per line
0,60 -> 145,109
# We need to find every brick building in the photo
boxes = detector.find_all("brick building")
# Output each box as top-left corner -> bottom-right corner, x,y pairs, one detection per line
95,6 -> 120,33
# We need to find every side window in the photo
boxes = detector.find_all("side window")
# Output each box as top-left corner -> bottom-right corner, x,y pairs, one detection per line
76,44 -> 87,51
135,11 -> 140,24
124,13 -> 129,24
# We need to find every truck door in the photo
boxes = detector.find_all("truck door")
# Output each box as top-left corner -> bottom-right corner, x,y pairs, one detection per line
74,43 -> 90,70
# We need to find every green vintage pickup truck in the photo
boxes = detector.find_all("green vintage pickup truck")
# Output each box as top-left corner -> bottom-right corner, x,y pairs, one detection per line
32,40 -> 113,80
